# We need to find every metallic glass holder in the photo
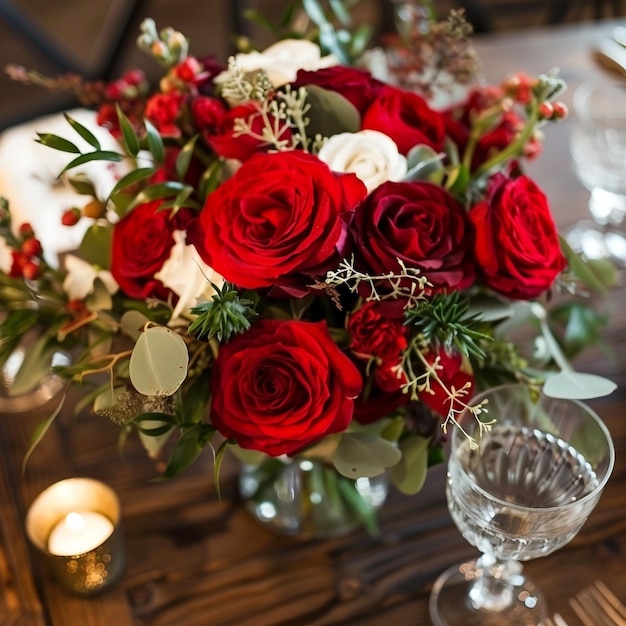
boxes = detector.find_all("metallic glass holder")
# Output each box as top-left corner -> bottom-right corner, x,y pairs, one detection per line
25,477 -> 125,595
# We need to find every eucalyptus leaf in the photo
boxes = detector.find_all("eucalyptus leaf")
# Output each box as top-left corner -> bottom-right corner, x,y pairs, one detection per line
388,436 -> 430,495
543,370 -> 617,400
404,144 -> 445,184
121,310 -> 150,341
304,85 -> 360,139
129,325 -> 189,396
332,432 -> 401,479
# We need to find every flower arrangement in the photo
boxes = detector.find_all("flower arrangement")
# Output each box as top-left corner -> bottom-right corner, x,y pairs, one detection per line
0,1 -> 616,516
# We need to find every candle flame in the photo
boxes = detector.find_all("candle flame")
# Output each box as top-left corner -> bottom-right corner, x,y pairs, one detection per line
65,512 -> 85,532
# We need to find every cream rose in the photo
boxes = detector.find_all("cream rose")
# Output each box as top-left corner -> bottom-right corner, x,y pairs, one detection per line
317,130 -> 408,194
155,230 -> 224,320
62,254 -> 119,301
216,39 -> 337,97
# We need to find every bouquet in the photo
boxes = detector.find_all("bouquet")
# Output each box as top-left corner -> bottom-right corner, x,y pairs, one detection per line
0,1 -> 615,514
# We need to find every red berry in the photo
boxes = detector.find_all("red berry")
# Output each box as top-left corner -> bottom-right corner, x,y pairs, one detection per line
18,222 -> 34,238
552,101 -> 568,120
22,260 -> 40,280
538,102 -> 554,120
61,208 -> 81,226
21,237 -> 42,257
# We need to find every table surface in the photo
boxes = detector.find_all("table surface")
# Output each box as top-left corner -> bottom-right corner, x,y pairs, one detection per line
1,17 -> 626,626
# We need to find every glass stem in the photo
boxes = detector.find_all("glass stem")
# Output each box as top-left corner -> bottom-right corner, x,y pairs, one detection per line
468,554 -> 524,612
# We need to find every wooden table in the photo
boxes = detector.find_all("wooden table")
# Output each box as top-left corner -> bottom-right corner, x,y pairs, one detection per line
1,17 -> 626,626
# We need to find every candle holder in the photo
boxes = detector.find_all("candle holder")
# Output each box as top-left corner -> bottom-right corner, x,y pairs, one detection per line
25,478 -> 125,595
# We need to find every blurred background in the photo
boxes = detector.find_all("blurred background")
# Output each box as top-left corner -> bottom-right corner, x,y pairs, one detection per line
0,0 -> 624,130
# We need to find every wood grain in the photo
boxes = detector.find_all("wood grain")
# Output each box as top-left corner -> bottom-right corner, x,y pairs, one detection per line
0,17 -> 625,626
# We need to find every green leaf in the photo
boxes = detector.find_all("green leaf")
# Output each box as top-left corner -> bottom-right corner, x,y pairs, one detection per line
117,105 -> 141,156
66,173 -> 98,196
64,112 -> 102,149
176,135 -> 198,180
129,325 -> 189,396
332,432 -> 401,479
10,334 -> 59,396
22,394 -> 66,474
78,223 -> 114,268
542,370 -> 616,400
127,181 -> 186,210
108,167 -> 157,200
388,436 -> 430,495
304,85 -> 360,139
198,159 -> 224,202
35,133 -> 80,154
559,235 -> 613,294
120,310 -> 150,341
144,119 -> 165,163
404,144 -> 445,183
61,151 -> 123,173
159,425 -> 204,479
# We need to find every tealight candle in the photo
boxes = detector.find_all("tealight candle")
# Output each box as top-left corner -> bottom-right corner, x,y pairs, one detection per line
26,478 -> 125,595
48,511 -> 115,557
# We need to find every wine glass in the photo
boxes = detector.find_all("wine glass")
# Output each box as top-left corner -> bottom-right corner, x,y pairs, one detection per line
567,81 -> 626,266
429,383 -> 615,625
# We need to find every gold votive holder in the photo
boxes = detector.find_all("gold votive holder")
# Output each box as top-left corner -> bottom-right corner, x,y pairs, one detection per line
25,477 -> 125,595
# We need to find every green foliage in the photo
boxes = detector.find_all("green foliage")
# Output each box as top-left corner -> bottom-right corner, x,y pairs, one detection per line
129,324 -> 189,396
405,291 -> 491,360
388,435 -> 430,495
188,282 -> 257,342
332,431 -> 401,478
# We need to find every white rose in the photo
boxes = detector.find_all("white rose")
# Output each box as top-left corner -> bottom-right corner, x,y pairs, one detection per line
317,130 -> 408,194
217,39 -> 337,92
154,230 -> 224,320
62,254 -> 119,301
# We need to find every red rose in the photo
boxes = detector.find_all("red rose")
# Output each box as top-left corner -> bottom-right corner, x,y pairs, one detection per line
145,92 -> 184,137
420,348 -> 475,420
191,95 -> 227,131
348,300 -> 408,362
195,151 -> 366,292
292,66 -> 385,115
349,180 -> 475,296
362,86 -> 446,155
110,200 -> 187,299
210,319 -> 363,456
470,175 -> 566,299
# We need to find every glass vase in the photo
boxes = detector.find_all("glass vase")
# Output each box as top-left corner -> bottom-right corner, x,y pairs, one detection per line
238,457 -> 388,540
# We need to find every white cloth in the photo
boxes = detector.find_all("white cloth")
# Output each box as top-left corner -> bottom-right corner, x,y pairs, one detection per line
0,109 -> 125,266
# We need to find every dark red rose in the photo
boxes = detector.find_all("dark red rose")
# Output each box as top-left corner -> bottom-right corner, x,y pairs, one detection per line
292,66 -> 385,114
110,200 -> 187,299
210,319 -> 363,456
362,86 -> 446,155
191,95 -> 227,131
349,180 -> 475,296
204,101 -> 293,162
195,151 -> 366,292
348,300 -> 408,362
470,174 -> 566,299
145,92 -> 184,137
420,348 -> 475,420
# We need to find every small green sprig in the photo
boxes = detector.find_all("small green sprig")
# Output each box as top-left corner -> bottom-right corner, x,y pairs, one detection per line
188,282 -> 258,342
404,291 -> 491,360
